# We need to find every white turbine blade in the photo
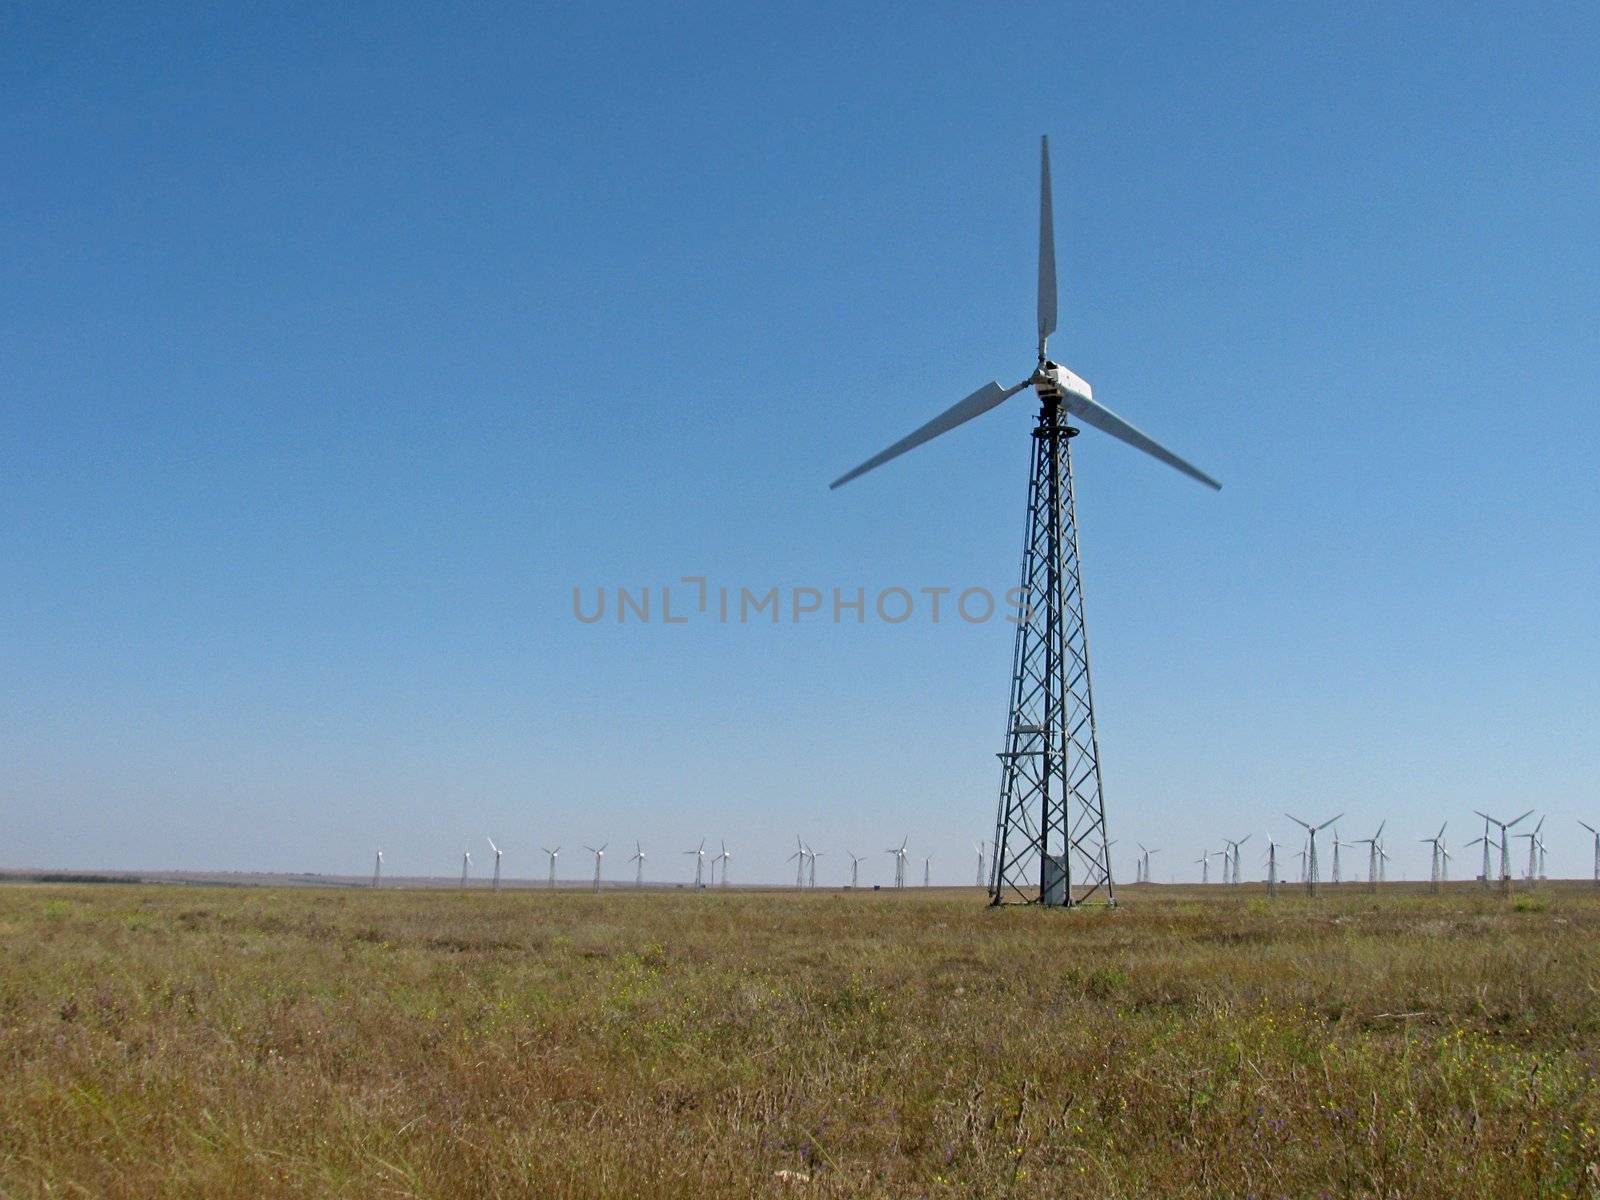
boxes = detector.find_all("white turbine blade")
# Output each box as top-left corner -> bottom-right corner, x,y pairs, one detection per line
1508,809 -> 1534,829
1038,134 -> 1056,353
1060,391 -> 1221,490
1317,813 -> 1344,831
829,380 -> 1030,489
1374,820 -> 1386,840
487,837 -> 499,854
1285,813 -> 1310,830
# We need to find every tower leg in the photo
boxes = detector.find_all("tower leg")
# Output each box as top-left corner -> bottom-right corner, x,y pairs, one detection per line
990,399 -> 1114,907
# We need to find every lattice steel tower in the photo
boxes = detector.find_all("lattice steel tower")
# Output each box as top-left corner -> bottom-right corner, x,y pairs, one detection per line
989,387 -> 1113,906
829,138 -> 1220,909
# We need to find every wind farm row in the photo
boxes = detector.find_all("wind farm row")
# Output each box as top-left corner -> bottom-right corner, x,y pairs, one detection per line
352,812 -> 1598,893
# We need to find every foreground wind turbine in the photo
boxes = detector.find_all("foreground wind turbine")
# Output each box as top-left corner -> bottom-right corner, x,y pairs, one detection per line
1286,812 -> 1343,897
830,137 -> 1219,908
372,850 -> 383,889
486,837 -> 503,893
585,844 -> 606,892
542,846 -> 559,889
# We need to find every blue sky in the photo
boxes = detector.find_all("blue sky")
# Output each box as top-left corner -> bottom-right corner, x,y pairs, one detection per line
3,3 -> 1597,884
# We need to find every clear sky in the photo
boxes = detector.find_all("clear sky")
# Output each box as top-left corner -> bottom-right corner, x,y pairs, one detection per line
4,3 -> 1597,885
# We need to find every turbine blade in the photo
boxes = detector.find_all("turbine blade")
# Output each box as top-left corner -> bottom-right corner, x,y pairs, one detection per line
1581,821 -> 1597,834
1318,813 -> 1344,831
1508,809 -> 1534,828
1062,391 -> 1221,490
1038,135 -> 1056,354
829,380 -> 1029,489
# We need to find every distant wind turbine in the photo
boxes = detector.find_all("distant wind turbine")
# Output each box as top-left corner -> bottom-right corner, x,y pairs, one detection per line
1581,821 -> 1600,888
848,851 -> 865,889
629,841 -> 645,888
542,846 -> 559,889
1286,812 -> 1342,897
886,838 -> 908,888
1421,822 -> 1447,894
789,837 -> 808,889
1475,809 -> 1532,892
486,837 -> 503,893
372,850 -> 383,890
684,838 -> 706,889
585,843 -> 606,892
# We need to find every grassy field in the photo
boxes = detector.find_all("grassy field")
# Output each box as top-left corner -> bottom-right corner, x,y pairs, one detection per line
4,882 -> 1600,1198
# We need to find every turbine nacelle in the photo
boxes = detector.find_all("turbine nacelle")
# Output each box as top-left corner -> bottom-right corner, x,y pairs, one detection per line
1033,361 -> 1094,408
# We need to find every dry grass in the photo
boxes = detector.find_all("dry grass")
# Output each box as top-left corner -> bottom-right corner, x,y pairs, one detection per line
3,882 -> 1600,1197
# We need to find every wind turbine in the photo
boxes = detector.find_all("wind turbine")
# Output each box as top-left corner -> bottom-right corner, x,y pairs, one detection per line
684,838 -> 706,889
923,855 -> 932,887
1421,822 -> 1447,894
1264,836 -> 1279,898
542,846 -> 559,889
1466,834 -> 1489,889
372,850 -> 383,889
848,851 -> 866,889
714,840 -> 731,887
1353,821 -> 1385,894
486,837 -> 503,893
1286,812 -> 1342,897
1137,844 -> 1160,885
460,848 -> 471,888
1517,816 -> 1546,885
1194,852 -> 1212,886
585,844 -> 606,892
1223,835 -> 1251,886
1330,827 -> 1344,885
886,838 -> 908,888
1581,821 -> 1600,887
974,841 -> 987,888
808,847 -> 825,889
788,837 -> 809,889
629,841 -> 645,888
1474,809 -> 1532,891
830,137 -> 1219,908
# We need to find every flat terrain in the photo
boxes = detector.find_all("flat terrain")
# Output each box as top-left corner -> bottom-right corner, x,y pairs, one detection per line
3,882 -> 1600,1198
